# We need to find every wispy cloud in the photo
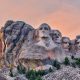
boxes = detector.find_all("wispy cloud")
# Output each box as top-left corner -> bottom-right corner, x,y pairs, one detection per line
0,0 -> 80,39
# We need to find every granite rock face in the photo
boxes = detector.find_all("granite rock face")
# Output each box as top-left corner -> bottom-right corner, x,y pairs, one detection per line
0,75 -> 7,80
2,20 -> 34,66
1,20 -> 80,69
1,20 -> 80,80
1,21 -> 63,67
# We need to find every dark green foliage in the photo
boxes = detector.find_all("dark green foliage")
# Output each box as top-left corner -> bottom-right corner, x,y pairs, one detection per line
35,75 -> 42,80
17,63 -> 26,74
52,60 -> 61,70
49,67 -> 53,72
56,63 -> 61,70
71,55 -> 74,60
37,70 -> 46,76
9,68 -> 14,77
75,58 -> 80,68
26,70 -> 35,79
26,70 -> 45,80
63,57 -> 70,65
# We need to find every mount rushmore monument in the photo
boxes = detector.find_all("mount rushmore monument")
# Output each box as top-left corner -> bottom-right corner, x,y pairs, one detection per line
0,20 -> 80,70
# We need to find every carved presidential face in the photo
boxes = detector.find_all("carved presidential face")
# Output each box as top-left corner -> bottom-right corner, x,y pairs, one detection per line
62,37 -> 70,49
35,23 -> 51,41
69,40 -> 76,52
50,30 -> 62,43
75,37 -> 80,50
39,23 -> 51,31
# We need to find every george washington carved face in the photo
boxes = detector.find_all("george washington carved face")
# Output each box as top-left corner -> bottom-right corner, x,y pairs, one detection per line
35,23 -> 51,41
39,23 -> 51,31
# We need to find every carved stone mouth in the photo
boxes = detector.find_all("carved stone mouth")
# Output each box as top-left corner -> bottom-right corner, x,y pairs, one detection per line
41,36 -> 48,40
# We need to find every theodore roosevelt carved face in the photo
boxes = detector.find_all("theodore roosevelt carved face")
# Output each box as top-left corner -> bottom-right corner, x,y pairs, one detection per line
62,37 -> 71,50
50,30 -> 62,44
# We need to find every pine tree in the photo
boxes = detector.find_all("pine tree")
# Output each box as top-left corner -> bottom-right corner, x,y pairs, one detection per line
17,62 -> 26,74
26,70 -> 45,80
9,68 -> 14,77
52,60 -> 61,70
49,67 -> 53,72
75,58 -> 80,68
64,57 -> 70,65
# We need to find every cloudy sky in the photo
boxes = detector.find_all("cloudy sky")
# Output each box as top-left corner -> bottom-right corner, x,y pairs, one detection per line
0,0 -> 80,39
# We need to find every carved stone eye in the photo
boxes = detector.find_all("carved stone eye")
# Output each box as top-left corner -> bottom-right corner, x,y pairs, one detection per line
44,27 -> 49,30
39,27 -> 43,30
76,42 -> 79,44
53,30 -> 62,37
57,34 -> 59,36
54,33 -> 57,36
62,37 -> 70,44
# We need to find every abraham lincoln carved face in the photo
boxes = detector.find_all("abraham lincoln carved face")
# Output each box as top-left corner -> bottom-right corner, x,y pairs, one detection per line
75,35 -> 80,50
62,37 -> 71,50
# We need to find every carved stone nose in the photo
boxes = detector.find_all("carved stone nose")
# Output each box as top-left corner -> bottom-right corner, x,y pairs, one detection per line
56,36 -> 59,38
42,30 -> 45,33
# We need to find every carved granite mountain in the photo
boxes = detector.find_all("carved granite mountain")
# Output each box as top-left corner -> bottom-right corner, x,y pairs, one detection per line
1,20 -> 66,69
1,20 -> 80,80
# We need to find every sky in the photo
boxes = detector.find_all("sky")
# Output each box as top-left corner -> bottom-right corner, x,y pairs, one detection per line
0,0 -> 80,39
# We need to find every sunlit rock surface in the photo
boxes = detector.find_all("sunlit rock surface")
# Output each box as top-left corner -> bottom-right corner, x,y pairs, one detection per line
0,20 -> 80,80
0,20 -> 80,71
42,66 -> 80,80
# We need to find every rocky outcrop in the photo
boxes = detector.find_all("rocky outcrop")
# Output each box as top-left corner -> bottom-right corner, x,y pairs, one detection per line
2,20 -> 34,66
42,66 -> 80,80
1,21 -> 67,68
0,74 -> 7,80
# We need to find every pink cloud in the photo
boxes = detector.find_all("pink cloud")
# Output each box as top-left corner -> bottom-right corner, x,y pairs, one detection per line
0,0 -> 80,39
